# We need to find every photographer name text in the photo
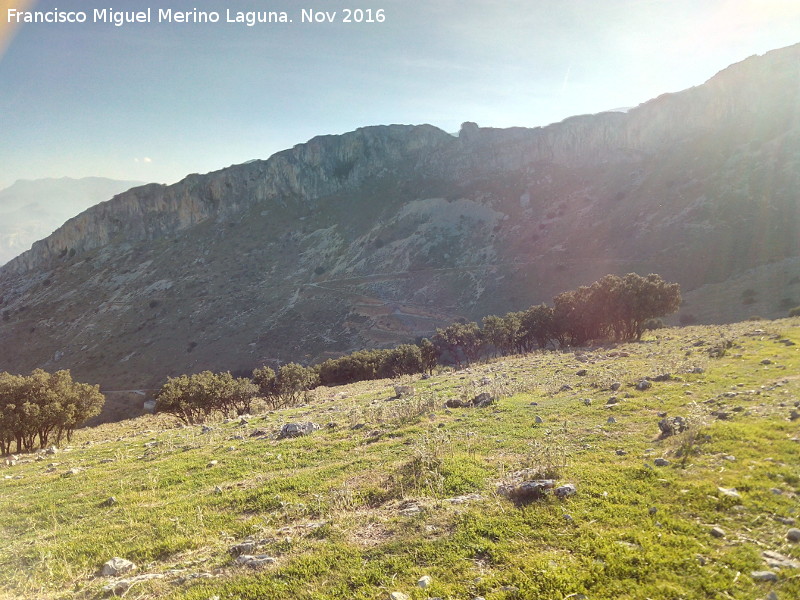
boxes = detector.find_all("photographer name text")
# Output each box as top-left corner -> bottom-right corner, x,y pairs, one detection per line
6,7 -> 386,27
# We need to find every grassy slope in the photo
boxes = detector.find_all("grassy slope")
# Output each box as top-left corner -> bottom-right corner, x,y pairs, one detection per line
1,319 -> 798,600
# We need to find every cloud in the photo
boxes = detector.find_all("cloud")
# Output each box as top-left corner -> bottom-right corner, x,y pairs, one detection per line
143,157 -> 152,163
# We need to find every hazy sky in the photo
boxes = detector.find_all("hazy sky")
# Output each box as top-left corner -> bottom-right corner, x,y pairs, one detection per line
1,0 -> 799,189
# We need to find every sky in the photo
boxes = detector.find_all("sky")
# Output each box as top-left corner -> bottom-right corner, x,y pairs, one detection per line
1,0 -> 799,190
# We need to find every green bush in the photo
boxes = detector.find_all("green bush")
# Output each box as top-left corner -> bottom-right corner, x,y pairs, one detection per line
789,306 -> 800,317
155,371 -> 257,424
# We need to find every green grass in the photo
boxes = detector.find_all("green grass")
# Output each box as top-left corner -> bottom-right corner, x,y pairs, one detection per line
1,318 -> 799,599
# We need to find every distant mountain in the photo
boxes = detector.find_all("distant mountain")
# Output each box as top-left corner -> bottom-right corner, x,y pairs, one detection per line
1,44 -> 798,423
0,177 -> 143,265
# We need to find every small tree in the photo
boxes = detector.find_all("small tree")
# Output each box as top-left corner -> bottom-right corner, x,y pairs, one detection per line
276,363 -> 318,407
253,366 -> 280,409
418,338 -> 437,375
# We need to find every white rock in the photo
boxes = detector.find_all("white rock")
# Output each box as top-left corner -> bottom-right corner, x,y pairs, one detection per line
102,557 -> 137,576
417,575 -> 433,588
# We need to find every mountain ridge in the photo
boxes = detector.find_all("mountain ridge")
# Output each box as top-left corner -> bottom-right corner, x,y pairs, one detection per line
1,43 -> 799,422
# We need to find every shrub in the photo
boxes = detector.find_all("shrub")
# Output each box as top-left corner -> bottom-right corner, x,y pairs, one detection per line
789,306 -> 800,317
155,371 -> 257,424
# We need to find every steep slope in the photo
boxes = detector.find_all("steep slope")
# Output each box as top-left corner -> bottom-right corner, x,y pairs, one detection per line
0,177 -> 143,266
1,319 -> 799,599
1,44 -> 799,417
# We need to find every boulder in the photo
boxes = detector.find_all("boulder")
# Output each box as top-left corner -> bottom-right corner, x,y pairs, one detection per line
394,385 -> 414,398
471,392 -> 494,408
501,479 -> 556,502
554,483 -> 577,499
235,554 -> 276,568
278,422 -> 320,439
658,416 -> 688,438
101,557 -> 137,577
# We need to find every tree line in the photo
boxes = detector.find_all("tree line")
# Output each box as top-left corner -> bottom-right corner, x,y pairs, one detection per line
0,369 -> 104,454
0,274 -> 682,448
154,273 -> 680,423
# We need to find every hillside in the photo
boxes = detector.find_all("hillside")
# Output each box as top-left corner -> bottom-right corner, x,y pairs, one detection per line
0,44 -> 799,423
0,177 -> 143,266
0,318 -> 798,599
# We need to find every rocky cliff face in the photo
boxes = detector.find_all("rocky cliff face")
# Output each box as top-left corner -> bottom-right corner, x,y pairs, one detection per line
0,177 -> 143,267
1,43 -> 799,423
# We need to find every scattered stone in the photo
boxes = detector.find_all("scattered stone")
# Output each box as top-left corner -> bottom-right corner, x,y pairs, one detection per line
554,484 -> 576,499
559,384 -> 573,392
722,455 -> 736,461
761,359 -> 773,365
607,416 -> 617,424
249,429 -> 269,437
398,500 -> 423,516
500,479 -> 556,503
481,377 -> 492,385
207,460 -> 218,467
534,415 -> 544,424
230,542 -> 257,556
214,486 -> 223,494
583,398 -> 592,406
750,570 -> 778,582
576,369 -> 588,376
776,517 -> 796,526
651,373 -> 672,382
101,496 -> 117,507
762,550 -> 800,569
278,422 -> 320,439
616,449 -> 627,456
710,527 -> 726,538
654,458 -> 670,467
417,575 -> 433,588
790,410 -> 800,421
471,392 -> 495,408
394,385 -> 414,398
610,382 -> 622,391
235,554 -> 276,568
45,446 -> 58,455
445,398 -> 470,409
658,416 -> 688,438
691,367 -> 705,374
61,468 -> 81,477
649,507 -> 658,515
636,380 -> 652,391
201,425 -> 215,433
717,487 -> 741,499
766,591 -> 779,600
787,528 -> 800,542
102,573 -> 163,594
389,592 -> 410,600
447,493 -> 483,505
102,557 -> 137,577
606,397 -> 619,405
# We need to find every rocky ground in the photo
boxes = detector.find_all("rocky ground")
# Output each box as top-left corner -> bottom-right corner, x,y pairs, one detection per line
1,318 -> 798,599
